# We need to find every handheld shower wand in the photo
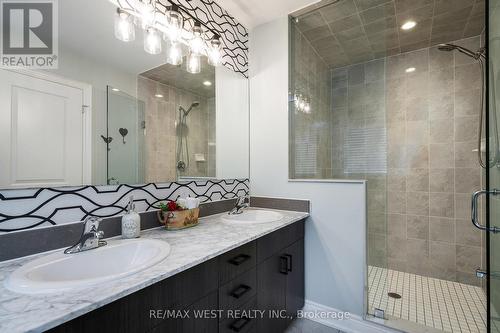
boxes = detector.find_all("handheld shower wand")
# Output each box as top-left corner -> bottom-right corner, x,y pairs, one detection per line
438,43 -> 496,168
176,102 -> 200,173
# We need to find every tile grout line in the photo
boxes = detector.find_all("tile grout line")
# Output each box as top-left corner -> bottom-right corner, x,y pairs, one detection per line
368,265 -> 486,332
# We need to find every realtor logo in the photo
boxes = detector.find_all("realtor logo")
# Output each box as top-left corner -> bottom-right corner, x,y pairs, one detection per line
1,0 -> 58,68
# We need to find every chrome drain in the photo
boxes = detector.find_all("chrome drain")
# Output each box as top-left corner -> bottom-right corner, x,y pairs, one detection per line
388,292 -> 402,299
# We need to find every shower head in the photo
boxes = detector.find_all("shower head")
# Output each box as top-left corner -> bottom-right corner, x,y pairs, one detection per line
437,43 -> 485,60
437,43 -> 458,52
180,101 -> 200,117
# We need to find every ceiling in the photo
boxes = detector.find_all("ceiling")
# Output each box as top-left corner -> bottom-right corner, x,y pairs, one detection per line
214,0 -> 321,28
140,58 -> 216,97
293,0 -> 485,68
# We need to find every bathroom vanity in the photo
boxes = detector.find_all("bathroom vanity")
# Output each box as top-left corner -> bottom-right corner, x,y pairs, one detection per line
0,209 -> 307,333
49,219 -> 304,333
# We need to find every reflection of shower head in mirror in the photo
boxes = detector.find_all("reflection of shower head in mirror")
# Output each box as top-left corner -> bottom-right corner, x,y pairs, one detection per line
185,101 -> 200,116
179,101 -> 200,117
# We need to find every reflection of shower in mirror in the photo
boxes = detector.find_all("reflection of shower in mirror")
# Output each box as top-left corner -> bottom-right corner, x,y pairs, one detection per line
176,102 -> 200,173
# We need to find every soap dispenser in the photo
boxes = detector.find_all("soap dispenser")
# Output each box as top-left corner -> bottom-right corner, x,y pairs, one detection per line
122,196 -> 140,239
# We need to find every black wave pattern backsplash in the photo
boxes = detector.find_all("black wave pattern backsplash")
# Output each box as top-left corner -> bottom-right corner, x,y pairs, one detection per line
0,179 -> 249,232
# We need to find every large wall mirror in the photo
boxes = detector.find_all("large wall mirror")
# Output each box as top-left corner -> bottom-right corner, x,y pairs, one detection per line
0,0 -> 249,189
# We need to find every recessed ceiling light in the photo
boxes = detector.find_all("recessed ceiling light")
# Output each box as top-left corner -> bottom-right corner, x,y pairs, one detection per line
406,67 -> 416,73
155,94 -> 164,98
111,88 -> 120,92
401,21 -> 417,30
203,81 -> 212,86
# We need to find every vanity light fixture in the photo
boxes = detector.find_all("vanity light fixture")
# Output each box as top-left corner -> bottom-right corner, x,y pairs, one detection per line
167,41 -> 182,65
136,0 -> 156,29
166,4 -> 182,42
144,27 -> 162,54
405,67 -> 416,73
401,20 -> 416,30
187,52 -> 201,74
299,98 -> 305,111
114,8 -> 135,42
155,93 -> 164,98
293,92 -> 311,114
203,80 -> 212,86
113,1 -> 222,74
303,101 -> 311,114
207,35 -> 222,66
189,21 -> 205,55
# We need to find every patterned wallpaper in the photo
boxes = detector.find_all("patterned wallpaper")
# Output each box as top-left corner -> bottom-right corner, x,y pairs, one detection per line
0,179 -> 249,232
114,0 -> 249,77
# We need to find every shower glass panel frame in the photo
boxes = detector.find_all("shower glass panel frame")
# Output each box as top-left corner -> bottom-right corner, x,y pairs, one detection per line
488,1 -> 500,332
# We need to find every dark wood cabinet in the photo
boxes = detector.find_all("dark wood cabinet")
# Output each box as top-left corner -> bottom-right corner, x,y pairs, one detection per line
218,241 -> 256,285
256,253 -> 288,333
150,292 -> 219,333
284,239 -> 305,322
256,239 -> 305,332
48,220 -> 305,333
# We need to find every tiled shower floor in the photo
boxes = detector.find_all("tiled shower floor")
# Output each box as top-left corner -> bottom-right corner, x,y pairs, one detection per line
368,266 -> 487,333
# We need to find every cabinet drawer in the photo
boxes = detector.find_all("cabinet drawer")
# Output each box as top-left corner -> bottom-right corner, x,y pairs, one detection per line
219,297 -> 257,333
257,220 -> 304,263
219,267 -> 257,320
149,291 -> 218,333
219,241 -> 256,284
157,257 -> 219,311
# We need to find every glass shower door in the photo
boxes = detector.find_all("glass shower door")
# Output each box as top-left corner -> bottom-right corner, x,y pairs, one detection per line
489,1 -> 500,331
106,86 -> 145,185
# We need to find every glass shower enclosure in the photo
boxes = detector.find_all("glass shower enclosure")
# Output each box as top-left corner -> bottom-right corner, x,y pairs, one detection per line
289,0 -> 492,331
106,86 -> 145,185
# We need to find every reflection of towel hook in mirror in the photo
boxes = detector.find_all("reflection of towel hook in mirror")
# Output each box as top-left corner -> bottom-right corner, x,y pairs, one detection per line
100,135 -> 113,151
119,128 -> 128,144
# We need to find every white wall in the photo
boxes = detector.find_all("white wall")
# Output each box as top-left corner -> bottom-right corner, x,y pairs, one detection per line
215,66 -> 250,179
249,17 -> 367,316
47,45 -> 138,185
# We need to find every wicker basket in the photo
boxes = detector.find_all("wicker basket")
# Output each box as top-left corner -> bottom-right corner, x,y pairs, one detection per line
157,208 -> 200,230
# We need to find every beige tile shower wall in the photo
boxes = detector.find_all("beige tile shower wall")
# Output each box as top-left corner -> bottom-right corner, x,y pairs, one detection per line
137,76 -> 214,182
290,22 -> 332,179
332,36 -> 484,286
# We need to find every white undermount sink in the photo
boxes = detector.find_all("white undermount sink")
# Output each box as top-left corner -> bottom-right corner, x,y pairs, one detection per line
4,239 -> 171,294
222,209 -> 284,224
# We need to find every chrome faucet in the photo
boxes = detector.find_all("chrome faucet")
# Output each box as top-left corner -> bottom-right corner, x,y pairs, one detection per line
228,195 -> 250,215
64,216 -> 107,254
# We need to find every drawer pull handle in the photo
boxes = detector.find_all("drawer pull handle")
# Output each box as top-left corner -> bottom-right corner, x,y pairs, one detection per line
230,284 -> 252,299
279,255 -> 288,275
284,254 -> 292,272
228,254 -> 251,266
229,317 -> 251,332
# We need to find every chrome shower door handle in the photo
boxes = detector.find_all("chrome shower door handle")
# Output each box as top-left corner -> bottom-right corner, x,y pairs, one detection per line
471,189 -> 500,233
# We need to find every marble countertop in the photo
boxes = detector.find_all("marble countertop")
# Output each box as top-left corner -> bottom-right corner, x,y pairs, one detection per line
0,208 -> 308,333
